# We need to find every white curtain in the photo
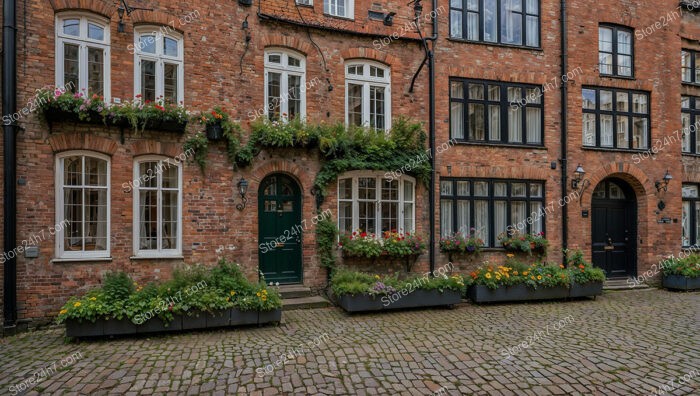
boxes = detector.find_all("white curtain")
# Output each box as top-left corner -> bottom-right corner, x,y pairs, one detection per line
531,202 -> 543,234
683,202 -> 690,246
441,200 -> 453,237
494,201 -> 507,245
601,115 -> 613,147
457,201 -> 470,234
475,200 -> 490,246
508,88 -> 522,142
526,107 -> 541,144
451,102 -> 464,139
682,113 -> 691,152
617,116 -> 629,148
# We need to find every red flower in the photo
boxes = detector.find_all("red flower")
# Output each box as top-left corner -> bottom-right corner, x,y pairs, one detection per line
360,232 -> 367,238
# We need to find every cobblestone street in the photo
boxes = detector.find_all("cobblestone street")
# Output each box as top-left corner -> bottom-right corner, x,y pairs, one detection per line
0,289 -> 698,395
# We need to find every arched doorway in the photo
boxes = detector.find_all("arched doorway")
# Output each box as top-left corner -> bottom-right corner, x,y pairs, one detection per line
258,174 -> 303,284
591,178 -> 637,278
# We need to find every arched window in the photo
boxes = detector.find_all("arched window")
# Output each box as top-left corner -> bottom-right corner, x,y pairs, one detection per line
133,157 -> 183,257
134,26 -> 184,104
55,152 -> 111,258
337,172 -> 414,235
264,49 -> 306,121
55,13 -> 111,100
345,61 -> 391,130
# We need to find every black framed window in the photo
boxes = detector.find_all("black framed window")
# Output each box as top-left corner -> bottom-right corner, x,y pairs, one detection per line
681,96 -> 700,154
682,184 -> 700,247
450,79 -> 544,145
450,0 -> 540,48
682,49 -> 700,84
440,178 -> 545,247
599,25 -> 634,77
582,87 -> 650,150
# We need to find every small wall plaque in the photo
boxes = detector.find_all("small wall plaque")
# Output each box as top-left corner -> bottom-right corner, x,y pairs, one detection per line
658,217 -> 672,224
582,210 -> 589,218
24,246 -> 39,258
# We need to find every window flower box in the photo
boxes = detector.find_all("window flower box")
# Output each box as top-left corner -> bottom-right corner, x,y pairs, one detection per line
142,119 -> 188,134
662,275 -> 700,291
468,284 -> 570,303
336,289 -> 462,313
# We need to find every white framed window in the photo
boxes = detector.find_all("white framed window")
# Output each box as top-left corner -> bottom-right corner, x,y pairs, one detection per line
337,172 -> 415,235
55,13 -> 111,101
264,49 -> 306,121
134,27 -> 184,104
325,0 -> 353,18
55,151 -> 111,259
133,157 -> 183,257
297,0 -> 313,5
345,62 -> 391,130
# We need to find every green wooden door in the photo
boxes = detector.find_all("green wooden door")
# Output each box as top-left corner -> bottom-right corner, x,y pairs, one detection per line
258,174 -> 303,284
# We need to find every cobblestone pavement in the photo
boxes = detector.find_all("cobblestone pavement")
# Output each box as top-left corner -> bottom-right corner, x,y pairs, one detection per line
0,289 -> 698,395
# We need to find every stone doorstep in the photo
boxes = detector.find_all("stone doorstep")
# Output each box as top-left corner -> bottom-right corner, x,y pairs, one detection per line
604,278 -> 651,291
278,285 -> 313,299
282,296 -> 332,311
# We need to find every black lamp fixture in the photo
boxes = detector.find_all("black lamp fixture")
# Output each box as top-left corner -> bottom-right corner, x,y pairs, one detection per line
236,178 -> 249,211
310,185 -> 324,210
411,0 -> 424,19
117,0 -> 153,33
571,164 -> 586,190
655,170 -> 673,193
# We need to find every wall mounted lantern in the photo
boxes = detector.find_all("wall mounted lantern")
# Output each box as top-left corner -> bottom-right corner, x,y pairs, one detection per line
236,178 -> 249,211
655,170 -> 672,193
117,0 -> 153,33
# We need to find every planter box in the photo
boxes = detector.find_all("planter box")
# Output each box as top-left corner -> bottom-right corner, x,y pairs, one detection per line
205,310 -> 231,328
102,318 -> 137,335
663,275 -> 700,291
44,108 -> 104,127
206,123 -> 224,141
181,312 -> 207,330
143,119 -> 188,133
137,315 -> 183,334
468,284 -> 569,304
569,281 -> 604,298
231,309 -> 259,326
65,319 -> 104,338
258,309 -> 282,325
337,289 -> 462,313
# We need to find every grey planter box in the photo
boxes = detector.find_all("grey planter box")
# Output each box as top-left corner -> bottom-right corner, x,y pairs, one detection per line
569,281 -> 603,298
468,284 -> 569,304
137,315 -> 183,334
181,312 -> 206,330
231,309 -> 259,326
663,275 -> 700,291
337,289 -> 462,313
258,309 -> 282,325
65,319 -> 104,338
102,318 -> 137,335
206,310 -> 231,328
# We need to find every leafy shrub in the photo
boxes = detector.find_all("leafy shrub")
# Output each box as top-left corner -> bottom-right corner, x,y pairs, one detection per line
316,218 -> 338,271
339,230 -> 427,259
330,270 -> 466,297
565,249 -> 606,284
662,254 -> 700,278
467,258 -> 570,290
102,271 -> 135,302
498,231 -> 549,255
439,230 -> 484,254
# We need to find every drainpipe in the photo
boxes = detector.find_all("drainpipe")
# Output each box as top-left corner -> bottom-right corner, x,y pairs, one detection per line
428,0 -> 437,275
559,0 -> 569,259
3,0 -> 18,328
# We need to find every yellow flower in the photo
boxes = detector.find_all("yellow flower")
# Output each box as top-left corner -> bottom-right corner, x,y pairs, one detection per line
262,296 -> 267,301
506,253 -> 515,258
485,273 -> 492,279
530,276 -> 535,280
513,271 -> 519,276
256,292 -> 261,297
90,297 -> 97,301
374,275 -> 380,280
73,302 -> 81,308
537,275 -> 542,280
230,290 -> 236,296
59,309 -> 68,315
523,271 -> 529,276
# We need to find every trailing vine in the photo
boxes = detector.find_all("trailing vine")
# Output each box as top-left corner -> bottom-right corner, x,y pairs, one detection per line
316,217 -> 338,273
183,132 -> 208,172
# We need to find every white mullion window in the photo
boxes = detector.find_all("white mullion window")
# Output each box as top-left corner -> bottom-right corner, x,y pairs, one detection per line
324,0 -> 354,19
134,27 -> 184,104
55,152 -> 111,259
337,172 -> 415,236
346,62 -> 391,131
264,49 -> 306,121
134,157 -> 182,257
55,13 -> 111,101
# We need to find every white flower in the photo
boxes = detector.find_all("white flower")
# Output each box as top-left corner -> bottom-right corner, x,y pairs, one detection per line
275,282 -> 280,286
269,281 -> 273,286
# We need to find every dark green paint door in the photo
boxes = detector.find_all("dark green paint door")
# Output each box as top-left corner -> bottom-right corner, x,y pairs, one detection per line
258,174 -> 303,284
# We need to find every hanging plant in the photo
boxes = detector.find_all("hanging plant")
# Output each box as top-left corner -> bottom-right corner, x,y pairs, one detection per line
183,132 -> 209,172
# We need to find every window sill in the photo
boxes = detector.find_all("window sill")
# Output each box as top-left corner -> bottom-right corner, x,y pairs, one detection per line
453,141 -> 547,150
682,153 -> 700,157
681,81 -> 700,86
52,257 -> 113,264
323,13 -> 354,21
130,255 -> 184,261
599,74 -> 636,81
446,37 -> 543,52
581,146 -> 651,154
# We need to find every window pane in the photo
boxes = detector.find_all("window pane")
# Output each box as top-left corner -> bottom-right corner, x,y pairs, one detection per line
164,37 -> 178,57
267,72 -> 281,120
140,35 -> 156,54
381,202 -> 398,232
162,190 -> 179,249
451,102 -> 464,139
289,56 -> 302,68
488,85 -> 500,101
617,30 -> 632,54
600,90 -> 613,111
348,83 -> 363,127
683,185 -> 699,198
494,201 -> 508,246
456,181 -> 469,196
162,163 -> 178,188
85,157 -> 108,186
139,161 -> 159,188
682,113 -> 691,153
141,60 -> 156,102
529,183 -> 543,197
618,55 -> 632,76
87,23 -> 104,41
582,89 -> 596,109
441,180 -> 453,196
164,63 -> 179,104
382,179 -> 398,200
474,181 -> 488,196
511,201 -> 527,231
583,113 -> 596,146
467,12 -> 479,41
484,0 -> 498,42
616,92 -> 628,112
601,114 -> 613,147
489,105 -> 501,140
64,43 -> 80,92
451,81 -> 464,99
64,156 -> 82,186
457,201 -> 470,234
508,105 -> 522,143
87,47 -> 104,97
370,86 -> 386,130
359,202 -> 376,234
530,201 -> 543,234
450,10 -> 463,38
501,0 -> 523,45
526,0 -> 538,14
632,117 -> 648,149
139,190 -> 158,250
63,19 -> 80,36
599,27 -> 613,52
339,201 -> 353,234
682,96 -> 690,109
404,181 -> 414,201
403,202 -> 414,232
268,54 -> 281,64
494,182 -> 507,196
441,200 -> 454,237
469,84 -> 484,99
599,53 -> 613,74
617,116 -> 629,149
475,200 -> 490,247
682,51 -> 692,82
512,183 -> 526,197
695,202 -> 700,245
339,178 -> 352,199
468,103 -> 485,140
359,178 -> 377,199
64,188 -> 83,251
526,107 -> 541,144
288,75 -> 302,119
683,201 -> 691,246
526,16 -> 539,47
633,94 -> 648,113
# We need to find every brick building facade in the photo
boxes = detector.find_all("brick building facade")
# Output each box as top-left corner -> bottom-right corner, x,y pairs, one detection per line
0,0 -> 697,329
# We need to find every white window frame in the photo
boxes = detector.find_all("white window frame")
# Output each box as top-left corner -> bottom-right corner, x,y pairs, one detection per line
132,156 -> 183,258
264,48 -> 307,121
345,61 -> 392,130
297,0 -> 313,5
324,0 -> 354,19
55,13 -> 111,102
55,151 -> 111,259
337,171 -> 415,235
134,26 -> 185,104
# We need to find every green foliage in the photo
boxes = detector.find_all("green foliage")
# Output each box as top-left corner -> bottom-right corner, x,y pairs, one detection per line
565,249 -> 607,283
330,270 -> 466,297
439,230 -> 484,254
661,254 -> 700,278
467,260 -> 571,290
102,271 -> 135,302
234,283 -> 283,311
183,132 -> 209,172
316,218 -> 338,271
339,230 -> 427,259
498,231 -> 549,255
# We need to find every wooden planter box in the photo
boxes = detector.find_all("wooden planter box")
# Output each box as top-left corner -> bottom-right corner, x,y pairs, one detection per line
337,289 -> 462,313
569,281 -> 604,298
468,284 -> 569,304
65,308 -> 281,338
663,275 -> 700,291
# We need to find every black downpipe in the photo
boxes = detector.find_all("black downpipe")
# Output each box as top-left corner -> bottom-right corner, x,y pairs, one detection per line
428,0 -> 437,275
559,0 -> 569,259
3,0 -> 18,327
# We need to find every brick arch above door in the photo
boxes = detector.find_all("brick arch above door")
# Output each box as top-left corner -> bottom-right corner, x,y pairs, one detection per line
580,163 -> 651,208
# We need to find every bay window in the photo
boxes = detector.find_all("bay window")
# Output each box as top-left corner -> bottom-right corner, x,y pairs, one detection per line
346,62 -> 391,130
134,27 -> 184,104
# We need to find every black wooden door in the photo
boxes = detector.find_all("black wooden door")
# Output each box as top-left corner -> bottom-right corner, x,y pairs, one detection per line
591,180 -> 636,278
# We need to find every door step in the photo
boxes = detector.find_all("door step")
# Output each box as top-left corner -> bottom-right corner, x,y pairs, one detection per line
282,296 -> 332,310
604,278 -> 651,290
278,285 -> 313,299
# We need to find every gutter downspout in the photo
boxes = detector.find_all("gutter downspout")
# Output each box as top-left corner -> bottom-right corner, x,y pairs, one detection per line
3,0 -> 18,328
559,0 -> 569,259
427,0 -> 437,275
